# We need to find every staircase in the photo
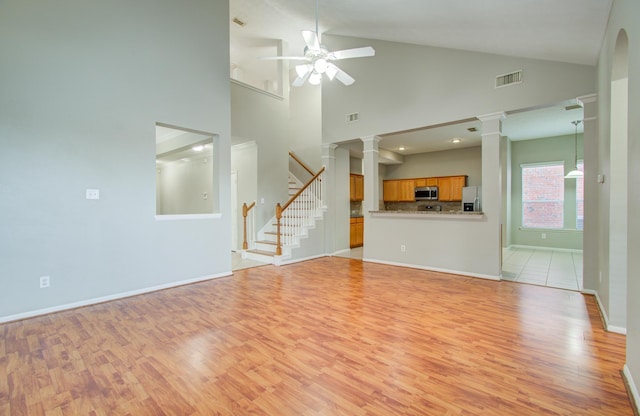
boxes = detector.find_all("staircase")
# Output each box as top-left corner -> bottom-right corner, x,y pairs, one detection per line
243,168 -> 325,265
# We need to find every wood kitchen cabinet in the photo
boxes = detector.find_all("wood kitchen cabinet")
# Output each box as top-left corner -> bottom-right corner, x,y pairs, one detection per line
350,217 -> 364,248
350,174 -> 364,201
437,175 -> 467,201
384,180 -> 413,201
383,179 -> 415,202
384,176 -> 467,202
414,177 -> 437,187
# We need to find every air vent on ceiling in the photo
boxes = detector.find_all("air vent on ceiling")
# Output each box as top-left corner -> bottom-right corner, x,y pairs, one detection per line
495,70 -> 522,88
232,17 -> 246,27
467,127 -> 477,132
345,112 -> 360,123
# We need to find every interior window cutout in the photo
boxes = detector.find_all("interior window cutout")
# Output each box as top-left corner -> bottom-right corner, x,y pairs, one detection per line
155,123 -> 219,215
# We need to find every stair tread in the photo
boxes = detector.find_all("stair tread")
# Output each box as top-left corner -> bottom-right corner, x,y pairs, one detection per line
255,240 -> 277,246
246,249 -> 275,256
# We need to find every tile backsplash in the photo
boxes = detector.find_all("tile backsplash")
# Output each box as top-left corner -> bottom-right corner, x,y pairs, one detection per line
384,201 -> 462,212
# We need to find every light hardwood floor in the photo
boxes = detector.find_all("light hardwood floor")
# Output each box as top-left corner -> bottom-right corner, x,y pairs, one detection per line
0,257 -> 633,415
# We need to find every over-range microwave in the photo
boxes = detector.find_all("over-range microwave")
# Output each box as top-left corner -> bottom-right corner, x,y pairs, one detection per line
415,186 -> 438,200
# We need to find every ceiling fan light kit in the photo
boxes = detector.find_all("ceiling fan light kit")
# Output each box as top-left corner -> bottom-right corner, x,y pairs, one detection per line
261,1 -> 375,87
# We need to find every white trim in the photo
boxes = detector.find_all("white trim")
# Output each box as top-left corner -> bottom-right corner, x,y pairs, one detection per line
582,289 -> 627,334
332,248 -> 351,256
508,244 -> 582,253
362,258 -> 500,281
230,78 -> 284,100
520,160 -> 564,168
623,365 -> 640,415
0,271 -> 232,324
155,213 -> 222,221
276,253 -> 327,266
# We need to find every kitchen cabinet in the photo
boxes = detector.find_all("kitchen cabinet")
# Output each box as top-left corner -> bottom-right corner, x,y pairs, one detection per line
414,177 -> 437,187
383,179 -> 415,202
350,217 -> 364,248
437,175 -> 467,201
350,174 -> 364,201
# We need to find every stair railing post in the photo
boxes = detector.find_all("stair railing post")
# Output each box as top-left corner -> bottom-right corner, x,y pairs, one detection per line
242,202 -> 248,250
275,203 -> 283,256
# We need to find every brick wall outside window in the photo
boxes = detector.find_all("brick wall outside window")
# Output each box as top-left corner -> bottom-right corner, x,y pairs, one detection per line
522,163 -> 564,228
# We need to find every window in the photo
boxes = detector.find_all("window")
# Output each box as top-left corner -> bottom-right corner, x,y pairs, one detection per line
522,162 -> 564,229
576,160 -> 584,230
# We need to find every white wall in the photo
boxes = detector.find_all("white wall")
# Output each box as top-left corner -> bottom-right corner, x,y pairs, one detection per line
0,0 -> 231,320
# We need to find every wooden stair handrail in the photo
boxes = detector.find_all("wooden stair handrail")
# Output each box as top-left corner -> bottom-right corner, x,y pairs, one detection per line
289,151 -> 316,178
242,201 -> 256,250
275,166 -> 325,256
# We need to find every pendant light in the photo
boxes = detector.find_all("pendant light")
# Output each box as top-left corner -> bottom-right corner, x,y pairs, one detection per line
565,120 -> 583,179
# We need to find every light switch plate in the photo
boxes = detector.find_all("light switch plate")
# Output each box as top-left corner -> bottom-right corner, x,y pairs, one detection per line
86,189 -> 100,200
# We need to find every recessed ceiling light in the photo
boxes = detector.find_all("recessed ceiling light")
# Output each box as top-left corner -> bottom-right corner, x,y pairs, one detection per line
398,146 -> 406,151
192,145 -> 204,151
451,138 -> 462,144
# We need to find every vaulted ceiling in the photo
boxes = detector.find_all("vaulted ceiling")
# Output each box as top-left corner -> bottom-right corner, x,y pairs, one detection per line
229,0 -> 611,153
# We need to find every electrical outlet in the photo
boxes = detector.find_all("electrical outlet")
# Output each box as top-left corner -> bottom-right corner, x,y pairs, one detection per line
40,275 -> 50,288
541,233 -> 547,239
400,244 -> 406,252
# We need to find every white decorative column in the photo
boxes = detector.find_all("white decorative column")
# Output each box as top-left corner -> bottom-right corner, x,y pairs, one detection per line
361,136 -> 381,214
478,112 -> 505,278
322,143 -> 338,255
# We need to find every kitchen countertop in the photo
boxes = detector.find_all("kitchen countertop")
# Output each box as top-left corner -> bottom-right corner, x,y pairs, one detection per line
369,210 -> 484,219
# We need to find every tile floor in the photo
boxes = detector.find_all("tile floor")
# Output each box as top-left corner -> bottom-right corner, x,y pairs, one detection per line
501,246 -> 583,291
231,251 -> 270,271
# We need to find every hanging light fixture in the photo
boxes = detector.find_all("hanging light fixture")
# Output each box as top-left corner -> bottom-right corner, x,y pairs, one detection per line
565,120 -> 583,179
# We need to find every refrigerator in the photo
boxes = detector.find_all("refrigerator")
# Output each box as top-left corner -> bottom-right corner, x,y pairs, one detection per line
462,186 -> 481,212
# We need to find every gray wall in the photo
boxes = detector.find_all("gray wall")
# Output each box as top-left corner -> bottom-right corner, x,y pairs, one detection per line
383,146 -> 482,186
231,84 -> 289,229
510,135 -> 584,250
321,35 -> 596,143
0,0 -> 231,319
596,0 -> 640,397
231,141 -> 258,251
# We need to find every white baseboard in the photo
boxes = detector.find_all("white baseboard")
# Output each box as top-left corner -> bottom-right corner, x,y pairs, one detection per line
623,365 -> 640,415
581,289 -> 627,334
277,253 -> 327,266
331,248 -> 351,256
0,271 -> 232,324
508,244 -> 582,253
362,258 -> 501,281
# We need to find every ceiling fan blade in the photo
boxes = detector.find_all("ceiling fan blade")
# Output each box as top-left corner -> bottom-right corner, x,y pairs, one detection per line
292,70 -> 312,87
295,64 -> 312,78
302,30 -> 320,51
329,46 -> 375,60
332,65 -> 355,86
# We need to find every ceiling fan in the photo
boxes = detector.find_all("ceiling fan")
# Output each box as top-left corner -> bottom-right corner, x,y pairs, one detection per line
261,0 -> 375,87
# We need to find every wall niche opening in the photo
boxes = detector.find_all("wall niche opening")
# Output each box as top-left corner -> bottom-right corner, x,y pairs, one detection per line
155,123 -> 219,216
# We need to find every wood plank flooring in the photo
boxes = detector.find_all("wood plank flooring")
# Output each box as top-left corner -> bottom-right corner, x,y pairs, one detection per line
0,257 -> 633,415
